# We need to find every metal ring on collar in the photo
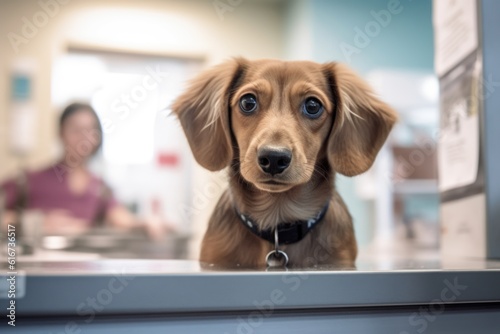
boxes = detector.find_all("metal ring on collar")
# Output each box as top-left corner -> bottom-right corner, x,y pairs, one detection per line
266,249 -> 289,267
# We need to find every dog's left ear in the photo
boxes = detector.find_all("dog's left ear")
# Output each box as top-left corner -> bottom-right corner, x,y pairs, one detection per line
322,63 -> 398,176
172,58 -> 246,171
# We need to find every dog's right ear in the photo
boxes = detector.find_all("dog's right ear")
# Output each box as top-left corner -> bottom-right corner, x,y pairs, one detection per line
172,58 -> 246,171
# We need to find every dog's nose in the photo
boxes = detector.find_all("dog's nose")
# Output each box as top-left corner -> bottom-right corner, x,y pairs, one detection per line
258,148 -> 292,176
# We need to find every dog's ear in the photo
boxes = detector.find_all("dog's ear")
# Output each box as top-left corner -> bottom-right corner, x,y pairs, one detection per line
323,63 -> 397,176
172,58 -> 246,171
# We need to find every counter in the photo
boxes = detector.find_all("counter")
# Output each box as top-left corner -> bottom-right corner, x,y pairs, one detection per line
1,259 -> 500,333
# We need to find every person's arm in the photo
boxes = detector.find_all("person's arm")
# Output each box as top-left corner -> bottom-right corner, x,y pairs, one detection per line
1,210 -> 17,232
105,205 -> 136,229
43,209 -> 91,235
105,205 -> 167,241
100,186 -> 167,241
1,177 -> 20,231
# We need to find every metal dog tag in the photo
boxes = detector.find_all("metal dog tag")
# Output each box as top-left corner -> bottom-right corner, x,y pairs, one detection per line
266,250 -> 289,267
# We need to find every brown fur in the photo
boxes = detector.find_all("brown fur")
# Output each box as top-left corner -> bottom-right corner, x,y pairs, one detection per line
172,58 -> 397,268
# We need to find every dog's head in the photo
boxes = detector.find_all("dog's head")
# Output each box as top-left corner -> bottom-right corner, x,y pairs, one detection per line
173,58 -> 397,193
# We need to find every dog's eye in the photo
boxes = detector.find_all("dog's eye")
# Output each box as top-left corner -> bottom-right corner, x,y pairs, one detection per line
239,94 -> 258,114
302,97 -> 323,118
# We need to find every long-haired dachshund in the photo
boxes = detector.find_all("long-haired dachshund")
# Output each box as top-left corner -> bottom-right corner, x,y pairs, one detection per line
173,58 -> 397,268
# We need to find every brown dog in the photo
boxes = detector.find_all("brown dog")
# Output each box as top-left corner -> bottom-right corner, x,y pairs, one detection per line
173,58 -> 397,268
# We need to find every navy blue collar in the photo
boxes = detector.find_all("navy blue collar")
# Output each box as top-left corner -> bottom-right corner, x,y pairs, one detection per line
236,202 -> 330,245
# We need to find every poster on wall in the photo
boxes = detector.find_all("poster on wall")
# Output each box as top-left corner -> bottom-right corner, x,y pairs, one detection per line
433,0 -> 478,77
9,59 -> 37,156
437,56 -> 480,192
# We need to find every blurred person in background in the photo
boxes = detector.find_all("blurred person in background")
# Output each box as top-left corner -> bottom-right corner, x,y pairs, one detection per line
1,102 -> 165,239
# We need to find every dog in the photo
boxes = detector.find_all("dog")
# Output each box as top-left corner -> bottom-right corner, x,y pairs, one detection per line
173,58 -> 397,268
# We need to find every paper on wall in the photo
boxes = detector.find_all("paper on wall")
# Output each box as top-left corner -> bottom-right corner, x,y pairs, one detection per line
433,0 -> 478,77
438,59 -> 480,192
438,109 -> 479,192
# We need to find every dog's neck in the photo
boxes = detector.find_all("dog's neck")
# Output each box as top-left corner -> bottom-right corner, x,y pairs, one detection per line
229,157 -> 334,231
